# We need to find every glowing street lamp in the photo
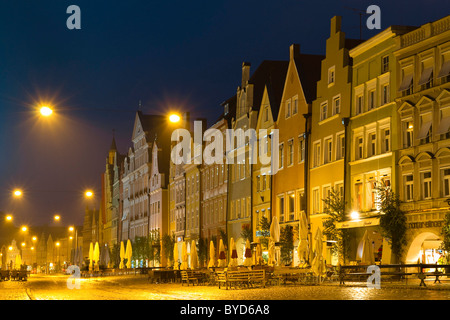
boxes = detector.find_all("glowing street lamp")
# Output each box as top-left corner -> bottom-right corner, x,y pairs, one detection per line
169,113 -> 181,123
39,106 -> 53,117
21,226 -> 27,232
85,190 -> 94,198
5,215 -> 13,222
13,189 -> 22,197
54,214 -> 61,222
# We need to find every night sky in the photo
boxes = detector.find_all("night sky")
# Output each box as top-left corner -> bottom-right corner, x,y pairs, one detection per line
0,0 -> 446,228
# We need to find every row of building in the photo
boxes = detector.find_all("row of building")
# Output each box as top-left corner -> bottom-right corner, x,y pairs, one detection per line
80,14 -> 450,269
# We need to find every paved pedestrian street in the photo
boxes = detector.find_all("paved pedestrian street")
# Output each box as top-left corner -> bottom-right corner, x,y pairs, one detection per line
2,274 -> 450,300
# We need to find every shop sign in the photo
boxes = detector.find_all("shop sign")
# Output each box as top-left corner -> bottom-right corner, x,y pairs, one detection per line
408,220 -> 443,229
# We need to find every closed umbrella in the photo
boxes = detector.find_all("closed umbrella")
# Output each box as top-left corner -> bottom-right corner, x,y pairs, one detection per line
173,242 -> 179,269
268,239 -> 275,266
255,238 -> 263,265
119,241 -> 125,269
88,242 -> 94,271
207,241 -> 215,269
270,216 -> 280,266
217,239 -> 227,267
312,228 -> 325,278
126,239 -> 132,268
94,242 -> 100,271
360,230 -> 374,265
228,238 -> 238,268
190,240 -> 198,269
243,239 -> 253,267
15,254 -> 22,270
180,241 -> 188,270
298,211 -> 309,266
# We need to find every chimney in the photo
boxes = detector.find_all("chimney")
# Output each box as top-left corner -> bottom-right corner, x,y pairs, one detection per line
242,62 -> 251,87
330,16 -> 342,35
290,44 -> 300,60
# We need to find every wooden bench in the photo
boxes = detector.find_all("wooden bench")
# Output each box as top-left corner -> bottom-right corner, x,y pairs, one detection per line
217,270 -> 266,289
181,270 -> 203,286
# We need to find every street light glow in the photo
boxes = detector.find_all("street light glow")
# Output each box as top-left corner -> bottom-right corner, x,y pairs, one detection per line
13,189 -> 22,197
169,113 -> 181,123
5,215 -> 13,222
69,226 -> 74,232
40,106 -> 53,117
85,190 -> 93,198
54,214 -> 60,221
21,226 -> 27,232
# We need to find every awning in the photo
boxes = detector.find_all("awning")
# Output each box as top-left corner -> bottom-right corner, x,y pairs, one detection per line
437,116 -> 450,135
336,217 -> 380,229
438,60 -> 450,78
418,67 -> 433,86
417,118 -> 432,140
398,73 -> 413,91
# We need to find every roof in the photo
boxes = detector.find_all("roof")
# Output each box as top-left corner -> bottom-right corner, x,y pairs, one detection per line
248,60 -> 289,112
294,53 -> 325,104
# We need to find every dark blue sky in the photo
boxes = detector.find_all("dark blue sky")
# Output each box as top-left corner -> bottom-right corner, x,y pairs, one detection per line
0,0 -> 446,227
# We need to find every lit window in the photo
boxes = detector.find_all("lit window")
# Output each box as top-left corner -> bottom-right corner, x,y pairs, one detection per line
404,174 -> 414,201
421,171 -> 432,200
320,102 -> 328,121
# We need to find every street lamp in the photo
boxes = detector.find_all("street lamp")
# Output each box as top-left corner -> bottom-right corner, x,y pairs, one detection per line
5,215 -> 13,222
39,106 -> 53,117
54,214 -> 61,222
13,189 -> 23,198
85,190 -> 94,198
169,113 -> 181,123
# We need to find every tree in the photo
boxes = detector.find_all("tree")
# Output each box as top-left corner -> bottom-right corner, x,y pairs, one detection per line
375,182 -> 407,263
162,233 -> 175,266
197,237 -> 208,268
440,212 -> 450,262
257,216 -> 271,250
322,187 -> 349,264
240,224 -> 252,242
280,225 -> 294,265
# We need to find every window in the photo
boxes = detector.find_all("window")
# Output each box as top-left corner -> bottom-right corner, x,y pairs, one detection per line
333,96 -> 341,115
299,192 -> 305,212
403,120 -> 414,148
298,136 -> 305,163
293,98 -> 298,115
418,113 -> 432,144
354,182 -> 363,211
419,60 -> 434,90
382,128 -> 390,153
381,84 -> 390,105
356,136 -> 364,160
356,95 -> 364,115
421,171 -> 432,199
264,107 -> 269,122
324,138 -> 332,164
368,90 -> 376,111
288,139 -> 294,166
368,133 -> 376,157
442,168 -> 450,197
278,195 -> 285,222
279,143 -> 284,169
320,102 -> 328,121
312,189 -> 320,214
285,100 -> 291,119
256,175 -> 260,192
288,193 -> 295,221
337,134 -> 345,160
313,142 -> 321,167
399,67 -> 413,96
437,107 -> 450,138
328,66 -> 335,85
382,55 -> 389,73
404,174 -> 414,201
323,186 -> 331,211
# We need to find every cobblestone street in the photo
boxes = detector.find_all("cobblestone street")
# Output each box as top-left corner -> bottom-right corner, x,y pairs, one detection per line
2,274 -> 450,300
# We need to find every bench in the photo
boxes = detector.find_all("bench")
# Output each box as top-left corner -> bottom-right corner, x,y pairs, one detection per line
217,270 -> 265,289
0,270 -> 10,281
10,270 -> 27,281
181,270 -> 203,286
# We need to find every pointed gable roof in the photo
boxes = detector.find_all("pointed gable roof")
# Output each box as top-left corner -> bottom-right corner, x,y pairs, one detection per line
248,60 -> 289,112
294,53 -> 324,104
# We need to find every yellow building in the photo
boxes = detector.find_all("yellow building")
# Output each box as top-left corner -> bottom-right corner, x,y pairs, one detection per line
273,44 -> 322,265
309,16 -> 363,266
395,15 -> 450,264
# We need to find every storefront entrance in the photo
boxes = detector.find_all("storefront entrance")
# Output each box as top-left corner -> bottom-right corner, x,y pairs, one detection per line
405,232 -> 445,264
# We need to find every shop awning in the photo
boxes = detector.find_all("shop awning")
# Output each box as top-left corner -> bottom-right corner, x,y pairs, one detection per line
336,217 -> 380,229
438,60 -> 450,78
418,67 -> 433,86
398,73 -> 413,91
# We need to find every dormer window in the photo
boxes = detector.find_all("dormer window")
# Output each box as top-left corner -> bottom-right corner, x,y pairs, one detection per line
328,66 -> 335,86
